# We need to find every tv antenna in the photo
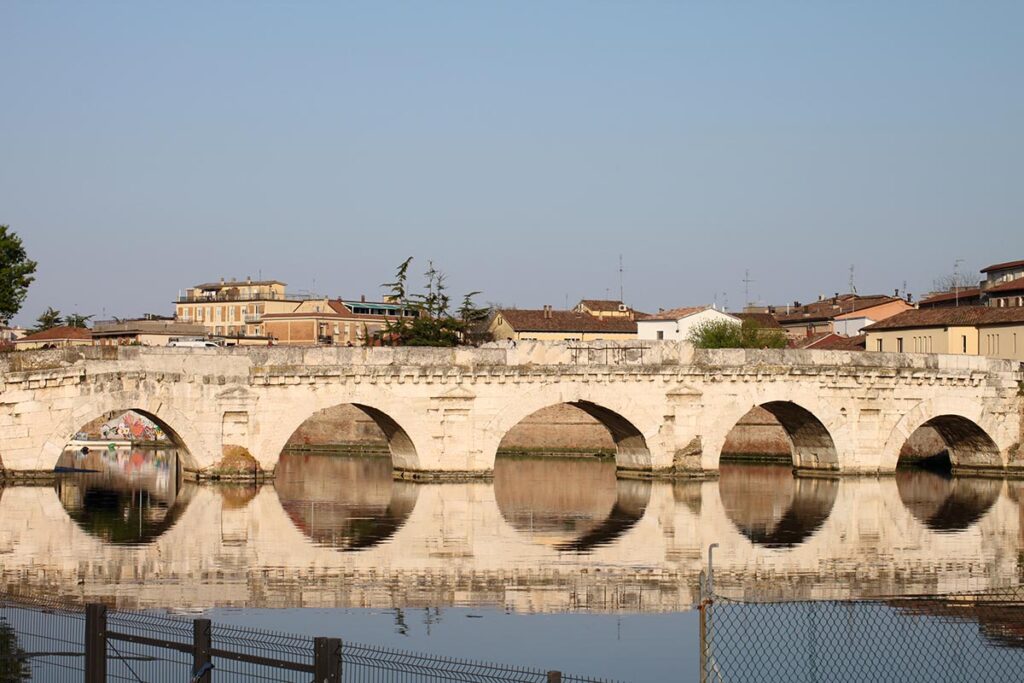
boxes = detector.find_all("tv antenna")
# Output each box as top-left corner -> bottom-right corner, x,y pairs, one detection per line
742,269 -> 755,308
954,258 -> 964,306
618,254 -> 624,302
848,264 -> 857,294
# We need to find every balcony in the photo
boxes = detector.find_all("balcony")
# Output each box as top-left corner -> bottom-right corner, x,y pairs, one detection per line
244,314 -> 261,323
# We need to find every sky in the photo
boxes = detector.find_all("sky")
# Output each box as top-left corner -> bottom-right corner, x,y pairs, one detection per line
2,2 -> 1022,325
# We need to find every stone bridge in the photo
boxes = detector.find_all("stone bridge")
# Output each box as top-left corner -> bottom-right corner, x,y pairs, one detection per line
0,343 -> 1021,478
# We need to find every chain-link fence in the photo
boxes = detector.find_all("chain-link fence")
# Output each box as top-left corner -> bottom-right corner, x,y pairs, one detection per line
0,591 -> 619,682
697,547 -> 1024,682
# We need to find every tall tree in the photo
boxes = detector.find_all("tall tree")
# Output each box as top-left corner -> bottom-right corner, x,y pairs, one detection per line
32,307 -> 62,333
64,313 -> 93,328
0,225 -> 38,325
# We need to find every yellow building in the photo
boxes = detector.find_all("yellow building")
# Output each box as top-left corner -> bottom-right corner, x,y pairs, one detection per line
489,306 -> 638,342
91,318 -> 208,346
174,278 -> 297,338
573,299 -> 640,319
863,307 -> 1024,361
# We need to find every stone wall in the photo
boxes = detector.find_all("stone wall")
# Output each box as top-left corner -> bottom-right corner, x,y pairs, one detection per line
720,406 -> 790,459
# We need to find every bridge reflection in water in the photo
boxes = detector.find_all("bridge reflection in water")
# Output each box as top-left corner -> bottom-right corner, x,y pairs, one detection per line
0,454 -> 1020,611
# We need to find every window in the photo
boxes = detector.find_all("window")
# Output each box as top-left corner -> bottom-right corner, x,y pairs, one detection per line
896,337 -> 903,353
876,339 -> 883,352
962,335 -> 967,353
656,330 -> 665,340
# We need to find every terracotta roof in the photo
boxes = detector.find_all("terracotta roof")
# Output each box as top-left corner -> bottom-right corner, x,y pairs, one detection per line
642,306 -> 715,322
918,287 -> 983,307
986,278 -> 1024,294
495,309 -> 637,333
16,326 -> 93,342
734,312 -> 783,329
774,295 -> 901,324
863,306 -> 1024,331
577,299 -> 627,311
793,333 -> 866,350
981,259 -> 1024,273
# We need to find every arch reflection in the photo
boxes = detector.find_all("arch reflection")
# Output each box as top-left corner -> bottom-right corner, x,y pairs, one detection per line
896,470 -> 1000,532
275,453 -> 419,551
56,447 -> 190,545
493,457 -> 650,553
719,464 -> 838,548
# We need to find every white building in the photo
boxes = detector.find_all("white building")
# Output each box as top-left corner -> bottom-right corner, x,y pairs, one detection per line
637,306 -> 741,341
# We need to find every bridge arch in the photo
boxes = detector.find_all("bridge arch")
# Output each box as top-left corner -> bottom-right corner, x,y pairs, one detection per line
882,399 -> 1005,473
255,391 -> 426,473
710,392 -> 843,472
482,383 -> 666,472
38,393 -> 208,472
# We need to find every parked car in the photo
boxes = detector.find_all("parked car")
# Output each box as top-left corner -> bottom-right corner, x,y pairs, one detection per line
167,339 -> 221,348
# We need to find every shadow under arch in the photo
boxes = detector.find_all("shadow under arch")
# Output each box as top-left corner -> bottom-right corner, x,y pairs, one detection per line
718,464 -> 839,549
722,401 -> 840,471
493,457 -> 651,553
900,415 -> 1003,473
55,448 -> 193,545
274,453 -> 419,551
496,400 -> 651,469
282,402 -> 419,471
896,469 -> 1001,532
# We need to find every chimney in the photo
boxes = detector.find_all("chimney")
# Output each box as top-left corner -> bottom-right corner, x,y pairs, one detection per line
543,305 -> 552,319
220,277 -> 225,285
818,294 -> 824,302
361,294 -> 366,303
247,275 -> 252,284
793,300 -> 801,308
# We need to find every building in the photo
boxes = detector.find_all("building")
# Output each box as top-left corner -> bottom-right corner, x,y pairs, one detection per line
261,298 -> 418,346
13,326 -> 93,350
0,326 -> 27,343
918,259 -> 1024,309
637,306 -> 740,341
863,307 -> 1024,361
772,294 -> 911,339
917,288 -> 983,308
488,306 -> 638,342
174,277 -> 302,338
792,332 -> 867,351
91,318 -> 209,346
573,299 -> 641,320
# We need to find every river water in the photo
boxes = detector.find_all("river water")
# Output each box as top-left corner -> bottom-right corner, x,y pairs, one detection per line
2,448 -> 1022,680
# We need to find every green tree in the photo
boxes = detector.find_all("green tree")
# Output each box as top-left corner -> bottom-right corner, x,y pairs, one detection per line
376,257 -> 482,347
0,619 -> 30,681
64,313 -> 93,328
0,225 -> 38,325
32,307 -> 62,333
689,318 -> 788,349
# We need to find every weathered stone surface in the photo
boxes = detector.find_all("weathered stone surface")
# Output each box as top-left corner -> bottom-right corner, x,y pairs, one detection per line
0,343 -> 1020,478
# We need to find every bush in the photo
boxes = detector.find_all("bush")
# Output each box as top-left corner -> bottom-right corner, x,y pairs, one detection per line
689,319 -> 788,349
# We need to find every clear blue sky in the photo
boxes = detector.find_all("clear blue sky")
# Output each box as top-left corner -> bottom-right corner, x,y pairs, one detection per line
2,2 -> 1021,324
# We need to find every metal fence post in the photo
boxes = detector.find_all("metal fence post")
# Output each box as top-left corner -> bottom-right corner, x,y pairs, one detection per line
84,603 -> 107,683
698,569 -> 707,683
547,671 -> 562,683
314,636 -> 342,682
193,618 -> 212,683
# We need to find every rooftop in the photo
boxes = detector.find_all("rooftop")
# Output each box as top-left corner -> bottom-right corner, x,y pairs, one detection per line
774,295 -> 904,323
495,309 -> 638,333
643,306 -> 718,322
985,278 -> 1024,295
16,326 -> 93,342
917,287 -> 983,307
193,279 -> 286,290
981,259 -> 1024,273
863,306 -> 1024,331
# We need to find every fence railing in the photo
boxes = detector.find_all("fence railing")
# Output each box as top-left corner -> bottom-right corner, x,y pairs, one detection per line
697,545 -> 1024,683
0,592 -> 618,682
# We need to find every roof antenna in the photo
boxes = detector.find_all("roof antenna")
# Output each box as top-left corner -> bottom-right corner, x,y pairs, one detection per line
849,264 -> 857,295
742,269 -> 755,308
618,254 -> 624,303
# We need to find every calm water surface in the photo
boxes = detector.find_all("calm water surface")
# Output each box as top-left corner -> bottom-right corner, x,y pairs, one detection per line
2,449 -> 1022,680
